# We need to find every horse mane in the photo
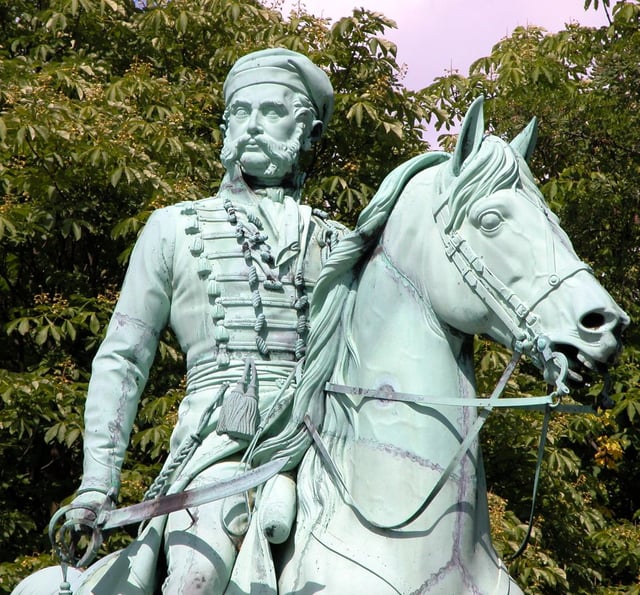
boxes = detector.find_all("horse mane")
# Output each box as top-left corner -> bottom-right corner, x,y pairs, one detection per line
251,152 -> 449,469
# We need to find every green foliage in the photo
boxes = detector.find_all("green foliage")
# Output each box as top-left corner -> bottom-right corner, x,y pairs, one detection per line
478,339 -> 640,593
0,552 -> 58,594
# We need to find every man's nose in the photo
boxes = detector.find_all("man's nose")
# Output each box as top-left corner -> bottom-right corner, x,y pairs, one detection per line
247,110 -> 263,135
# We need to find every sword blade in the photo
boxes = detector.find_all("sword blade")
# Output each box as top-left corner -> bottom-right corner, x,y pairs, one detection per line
97,458 -> 288,531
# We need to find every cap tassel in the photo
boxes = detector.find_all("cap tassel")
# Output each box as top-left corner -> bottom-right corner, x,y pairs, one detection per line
217,358 -> 258,441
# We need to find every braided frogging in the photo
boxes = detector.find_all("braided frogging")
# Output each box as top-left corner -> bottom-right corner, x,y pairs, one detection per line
221,197 -> 310,360
143,383 -> 229,500
182,195 -> 312,367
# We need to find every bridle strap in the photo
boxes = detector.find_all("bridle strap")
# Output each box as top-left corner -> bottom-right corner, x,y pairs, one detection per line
306,353 -> 522,531
527,261 -> 592,314
433,199 -> 591,365
441,228 -> 537,346
324,382 -> 587,414
506,403 -> 553,561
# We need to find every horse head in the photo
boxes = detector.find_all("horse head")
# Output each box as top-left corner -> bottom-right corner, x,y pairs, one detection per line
389,97 -> 629,389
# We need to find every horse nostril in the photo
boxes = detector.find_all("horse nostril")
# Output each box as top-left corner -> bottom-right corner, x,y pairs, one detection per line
581,311 -> 606,330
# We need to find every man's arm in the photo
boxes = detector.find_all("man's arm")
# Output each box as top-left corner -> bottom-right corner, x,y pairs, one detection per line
77,207 -> 175,499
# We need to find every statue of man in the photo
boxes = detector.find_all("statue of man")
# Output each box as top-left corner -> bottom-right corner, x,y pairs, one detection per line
68,48 -> 344,593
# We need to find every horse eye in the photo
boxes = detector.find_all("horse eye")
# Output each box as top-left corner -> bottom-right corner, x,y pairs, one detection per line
478,210 -> 503,232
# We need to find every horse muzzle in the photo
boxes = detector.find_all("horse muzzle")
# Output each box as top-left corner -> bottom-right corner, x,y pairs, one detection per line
546,309 -> 629,387
531,269 -> 630,387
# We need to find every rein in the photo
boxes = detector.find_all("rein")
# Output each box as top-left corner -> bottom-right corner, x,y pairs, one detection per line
309,348 -> 590,558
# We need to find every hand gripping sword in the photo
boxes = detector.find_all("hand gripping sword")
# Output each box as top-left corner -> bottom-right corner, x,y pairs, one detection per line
49,458 -> 288,568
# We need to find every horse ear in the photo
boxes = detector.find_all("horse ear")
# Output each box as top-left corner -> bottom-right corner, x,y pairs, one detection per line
510,117 -> 538,163
451,96 -> 485,176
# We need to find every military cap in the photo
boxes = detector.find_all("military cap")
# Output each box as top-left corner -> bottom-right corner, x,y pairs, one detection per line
223,48 -> 334,131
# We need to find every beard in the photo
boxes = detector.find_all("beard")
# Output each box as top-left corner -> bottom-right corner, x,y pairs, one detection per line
220,126 -> 303,182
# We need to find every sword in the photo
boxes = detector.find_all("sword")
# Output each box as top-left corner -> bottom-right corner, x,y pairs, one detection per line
50,457 -> 288,567
100,457 -> 287,529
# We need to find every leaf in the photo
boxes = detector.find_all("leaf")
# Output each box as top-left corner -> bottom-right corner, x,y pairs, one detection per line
71,221 -> 82,241
0,215 -> 16,239
16,126 -> 26,147
44,424 -> 60,444
64,320 -> 77,341
103,0 -> 126,16
65,427 -> 81,447
626,400 -> 640,422
18,318 -> 31,336
347,103 -> 363,127
382,120 -> 403,139
110,166 -> 123,187
177,11 -> 188,34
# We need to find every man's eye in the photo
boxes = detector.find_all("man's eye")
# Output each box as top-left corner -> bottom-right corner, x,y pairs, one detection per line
233,107 -> 249,118
263,107 -> 284,119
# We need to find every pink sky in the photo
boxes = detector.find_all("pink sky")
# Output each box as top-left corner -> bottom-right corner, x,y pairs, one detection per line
280,0 -> 609,90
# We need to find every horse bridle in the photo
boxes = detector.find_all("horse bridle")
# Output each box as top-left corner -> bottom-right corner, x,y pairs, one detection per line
432,191 -> 592,383
427,190 -> 594,557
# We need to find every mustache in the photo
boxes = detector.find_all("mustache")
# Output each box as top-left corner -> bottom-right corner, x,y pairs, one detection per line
220,130 -> 302,176
235,133 -> 299,160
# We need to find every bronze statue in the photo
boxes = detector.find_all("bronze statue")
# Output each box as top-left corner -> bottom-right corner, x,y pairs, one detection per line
14,54 -> 628,595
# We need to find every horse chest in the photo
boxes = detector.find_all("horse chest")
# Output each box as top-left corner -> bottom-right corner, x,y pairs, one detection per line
324,253 -> 480,528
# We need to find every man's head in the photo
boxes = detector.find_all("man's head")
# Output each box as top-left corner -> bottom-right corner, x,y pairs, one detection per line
220,49 -> 333,187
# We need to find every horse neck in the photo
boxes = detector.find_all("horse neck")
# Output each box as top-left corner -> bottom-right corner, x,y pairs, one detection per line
341,243 -> 475,400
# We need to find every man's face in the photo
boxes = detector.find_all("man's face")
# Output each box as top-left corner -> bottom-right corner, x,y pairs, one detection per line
221,83 -> 304,185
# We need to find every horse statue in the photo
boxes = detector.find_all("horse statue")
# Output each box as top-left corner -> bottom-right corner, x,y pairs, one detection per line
250,96 -> 629,594
14,97 -> 628,594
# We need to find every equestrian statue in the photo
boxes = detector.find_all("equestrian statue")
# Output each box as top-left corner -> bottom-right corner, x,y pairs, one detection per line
13,49 -> 628,595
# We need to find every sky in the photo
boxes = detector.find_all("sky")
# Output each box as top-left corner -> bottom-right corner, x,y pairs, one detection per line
279,0 -> 609,91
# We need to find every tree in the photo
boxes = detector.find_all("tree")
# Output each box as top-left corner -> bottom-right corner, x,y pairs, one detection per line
0,0 -> 434,589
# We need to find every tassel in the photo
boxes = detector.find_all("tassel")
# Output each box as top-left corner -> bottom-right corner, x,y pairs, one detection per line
216,345 -> 230,368
197,254 -> 211,276
217,359 -> 258,441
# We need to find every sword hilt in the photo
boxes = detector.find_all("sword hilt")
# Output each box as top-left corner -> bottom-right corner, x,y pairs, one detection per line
49,490 -> 115,568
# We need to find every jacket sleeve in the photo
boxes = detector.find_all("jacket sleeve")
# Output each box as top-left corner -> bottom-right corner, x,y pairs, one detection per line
78,208 -> 175,496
